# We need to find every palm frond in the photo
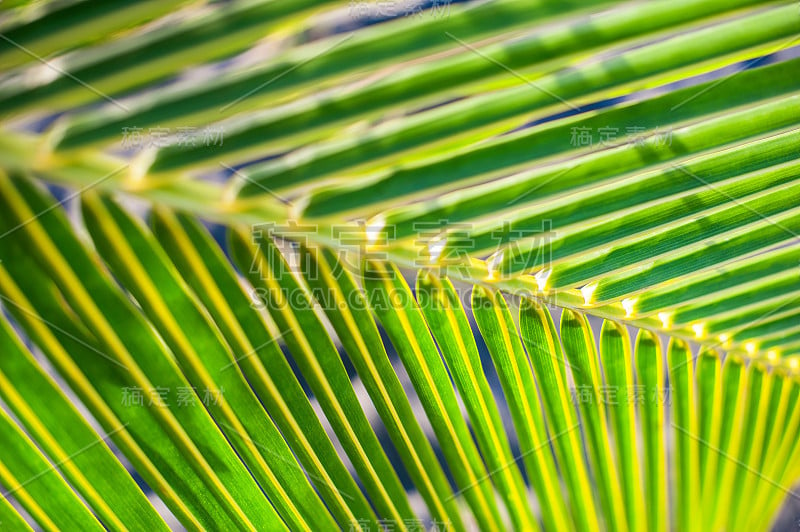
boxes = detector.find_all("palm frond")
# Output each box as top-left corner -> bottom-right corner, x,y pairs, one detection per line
1,0 -> 799,529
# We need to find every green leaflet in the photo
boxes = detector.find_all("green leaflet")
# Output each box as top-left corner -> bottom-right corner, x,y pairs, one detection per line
0,405 -> 102,531
232,0 -> 787,197
0,223 -> 214,529
670,271 -> 800,328
747,374 -> 800,529
150,208 -> 370,529
633,245 -> 800,316
667,338 -> 701,532
0,0 -> 340,116
755,378 -> 800,529
144,0 -> 614,173
592,206 -> 800,304
710,355 -> 748,531
703,293 -> 800,338
559,310 -> 627,532
416,271 -> 536,530
518,300 -> 598,531
380,98 -> 800,287
0,174 -> 279,530
634,330 -> 668,532
0,317 -> 168,531
695,349 -> 722,532
295,244 -> 465,531
0,492 -> 32,532
471,286 -> 571,531
543,141 -> 800,287
312,59 -> 800,223
53,0 -> 612,154
228,228 -> 414,527
748,368 -> 791,499
732,309 -> 800,344
55,0 -> 765,161
361,259 -> 503,531
727,362 -> 771,531
80,192 -> 334,531
598,320 -> 646,531
0,0 -> 191,70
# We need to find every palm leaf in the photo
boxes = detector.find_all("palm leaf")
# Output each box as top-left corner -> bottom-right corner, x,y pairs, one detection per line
1,0 -> 799,529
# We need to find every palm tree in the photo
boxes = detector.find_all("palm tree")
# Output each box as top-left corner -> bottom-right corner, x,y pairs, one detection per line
0,0 -> 798,529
